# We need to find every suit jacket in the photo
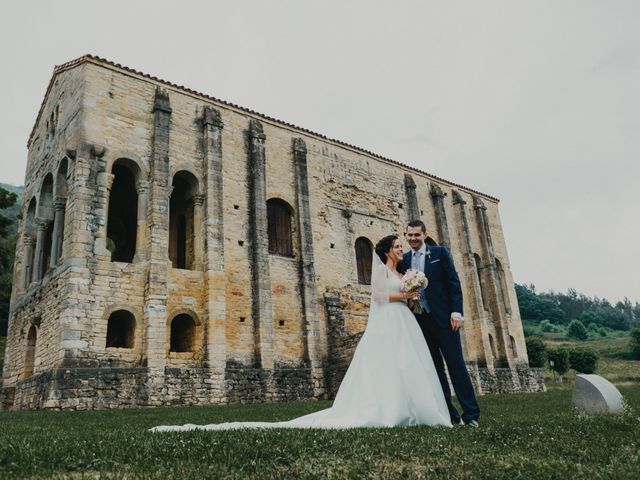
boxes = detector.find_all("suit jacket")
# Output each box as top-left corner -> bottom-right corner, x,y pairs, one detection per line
400,245 -> 463,329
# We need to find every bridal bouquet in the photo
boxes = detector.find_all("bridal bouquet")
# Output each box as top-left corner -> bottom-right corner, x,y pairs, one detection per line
401,269 -> 428,314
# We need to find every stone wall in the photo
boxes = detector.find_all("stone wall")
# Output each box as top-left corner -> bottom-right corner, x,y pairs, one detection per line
4,366 -> 313,411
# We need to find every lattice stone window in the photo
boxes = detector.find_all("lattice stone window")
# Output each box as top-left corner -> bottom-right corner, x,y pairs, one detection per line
106,310 -> 136,349
267,199 -> 293,257
355,237 -> 373,285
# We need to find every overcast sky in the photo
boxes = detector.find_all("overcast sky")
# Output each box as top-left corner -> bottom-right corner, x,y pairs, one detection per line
1,1 -> 638,303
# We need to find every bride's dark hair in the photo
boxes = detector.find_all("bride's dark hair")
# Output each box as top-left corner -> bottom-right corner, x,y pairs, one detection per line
375,235 -> 398,263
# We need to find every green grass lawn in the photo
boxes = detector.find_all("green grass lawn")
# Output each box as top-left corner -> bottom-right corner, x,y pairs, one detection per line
1,384 -> 639,479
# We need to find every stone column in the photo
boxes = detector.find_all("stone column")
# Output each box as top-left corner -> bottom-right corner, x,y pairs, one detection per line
404,174 -> 421,223
430,183 -> 451,247
49,196 -> 66,268
144,88 -> 172,387
192,193 -> 205,271
452,190 -> 492,368
22,236 -> 35,289
91,171 -> 114,258
200,106 -> 227,372
32,218 -> 50,282
134,180 -> 149,262
293,137 -> 325,397
248,119 -> 274,370
473,195 -> 511,367
91,146 -> 112,258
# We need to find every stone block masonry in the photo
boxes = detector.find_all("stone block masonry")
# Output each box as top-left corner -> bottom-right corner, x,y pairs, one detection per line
0,55 -> 543,411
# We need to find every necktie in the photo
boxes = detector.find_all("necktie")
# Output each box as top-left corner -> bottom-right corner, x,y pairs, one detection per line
411,251 -> 430,313
412,251 -> 421,271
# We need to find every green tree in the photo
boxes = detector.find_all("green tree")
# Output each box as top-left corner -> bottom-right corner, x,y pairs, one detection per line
0,186 -> 18,336
580,309 -> 602,327
569,349 -> 599,374
547,348 -> 570,380
630,328 -> 640,360
525,337 -> 546,368
567,319 -> 588,341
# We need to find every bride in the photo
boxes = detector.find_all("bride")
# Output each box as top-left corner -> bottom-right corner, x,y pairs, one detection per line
150,235 -> 452,431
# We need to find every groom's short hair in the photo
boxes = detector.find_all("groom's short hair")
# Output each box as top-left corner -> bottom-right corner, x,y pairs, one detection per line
407,220 -> 427,233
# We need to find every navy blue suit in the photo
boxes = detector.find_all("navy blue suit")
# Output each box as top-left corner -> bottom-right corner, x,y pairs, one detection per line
400,245 -> 480,423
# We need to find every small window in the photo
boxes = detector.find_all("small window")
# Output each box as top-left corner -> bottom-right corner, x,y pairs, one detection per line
355,237 -> 373,285
267,199 -> 293,256
170,314 -> 196,352
106,310 -> 136,348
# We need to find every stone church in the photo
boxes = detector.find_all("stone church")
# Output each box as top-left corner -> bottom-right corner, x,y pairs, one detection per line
0,55 -> 543,410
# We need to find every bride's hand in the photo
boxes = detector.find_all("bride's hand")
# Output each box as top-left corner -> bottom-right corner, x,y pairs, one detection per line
406,290 -> 421,301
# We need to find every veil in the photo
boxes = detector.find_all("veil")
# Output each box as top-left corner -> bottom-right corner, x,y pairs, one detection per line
369,250 -> 392,318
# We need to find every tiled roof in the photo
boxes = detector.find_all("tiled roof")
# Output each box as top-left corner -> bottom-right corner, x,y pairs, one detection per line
29,54 -> 499,202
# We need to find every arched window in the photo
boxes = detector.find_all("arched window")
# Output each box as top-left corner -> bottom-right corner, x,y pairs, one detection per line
36,174 -> 54,279
23,198 -> 37,288
355,237 -> 373,285
23,326 -> 37,379
107,161 -> 138,263
106,310 -> 136,349
169,171 -> 199,270
51,158 -> 68,264
510,335 -> 518,357
170,314 -> 196,352
267,199 -> 293,257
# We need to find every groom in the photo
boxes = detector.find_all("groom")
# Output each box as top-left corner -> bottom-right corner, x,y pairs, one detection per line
399,220 -> 481,427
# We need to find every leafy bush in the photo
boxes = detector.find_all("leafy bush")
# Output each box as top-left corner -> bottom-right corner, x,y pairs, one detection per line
630,328 -> 640,360
523,324 -> 538,338
569,349 -> 599,374
547,348 -> 570,376
567,319 -> 588,341
540,320 -> 561,333
525,337 -> 546,368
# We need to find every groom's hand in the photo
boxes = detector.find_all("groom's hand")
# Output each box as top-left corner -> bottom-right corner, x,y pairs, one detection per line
450,315 -> 463,331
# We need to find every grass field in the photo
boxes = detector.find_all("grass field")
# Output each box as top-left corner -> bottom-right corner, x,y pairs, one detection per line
525,327 -> 640,385
0,385 -> 639,479
1,334 -> 639,478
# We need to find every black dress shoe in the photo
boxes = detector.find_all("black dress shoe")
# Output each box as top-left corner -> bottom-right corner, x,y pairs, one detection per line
451,418 -> 463,426
464,419 -> 479,428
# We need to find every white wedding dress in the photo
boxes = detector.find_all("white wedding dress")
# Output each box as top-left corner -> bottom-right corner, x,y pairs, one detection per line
150,263 -> 451,432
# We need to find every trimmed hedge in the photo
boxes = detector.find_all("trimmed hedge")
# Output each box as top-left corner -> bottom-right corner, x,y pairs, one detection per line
569,349 -> 599,374
525,337 -> 547,368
